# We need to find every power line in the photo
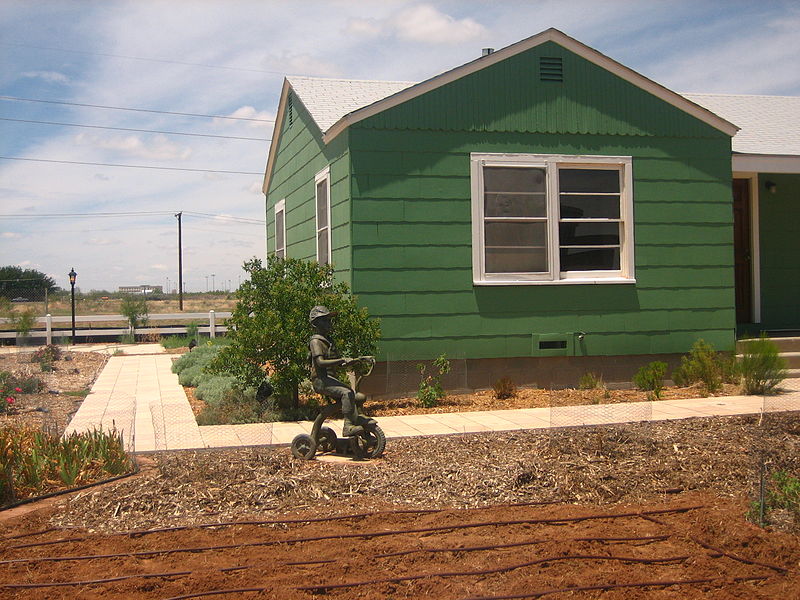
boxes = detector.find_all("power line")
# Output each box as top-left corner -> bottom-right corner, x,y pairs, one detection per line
183,211 -> 266,224
0,95 -> 275,122
0,156 -> 263,176
0,117 -> 270,141
1,41 -> 287,75
0,210 -> 265,223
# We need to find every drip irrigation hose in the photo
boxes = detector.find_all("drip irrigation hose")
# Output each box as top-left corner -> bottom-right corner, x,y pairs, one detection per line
457,576 -> 770,600
126,499 -> 563,538
690,536 -> 789,573
0,505 -> 703,566
297,553 -> 692,592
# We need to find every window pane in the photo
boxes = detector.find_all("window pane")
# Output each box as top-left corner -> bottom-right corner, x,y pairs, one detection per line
486,193 -> 546,217
485,221 -> 547,247
317,228 -> 329,264
559,222 -> 620,246
559,194 -> 620,219
316,180 -> 328,229
484,167 -> 546,194
275,211 -> 284,250
560,247 -> 620,271
486,248 -> 547,273
559,169 -> 619,193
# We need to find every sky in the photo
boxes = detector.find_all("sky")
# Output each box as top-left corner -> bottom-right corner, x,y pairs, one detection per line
1,0 -> 799,293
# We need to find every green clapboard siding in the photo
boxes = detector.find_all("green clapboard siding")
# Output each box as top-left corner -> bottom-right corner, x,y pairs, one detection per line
266,93 -> 352,285
345,40 -> 735,360
758,173 -> 800,329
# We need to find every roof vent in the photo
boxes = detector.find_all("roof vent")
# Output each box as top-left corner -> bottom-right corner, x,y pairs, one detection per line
539,56 -> 563,82
287,92 -> 294,128
482,48 -> 495,56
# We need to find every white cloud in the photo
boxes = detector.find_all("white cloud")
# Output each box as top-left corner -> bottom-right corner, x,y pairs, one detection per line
1,232 -> 22,239
214,106 -> 274,130
344,18 -> 382,38
88,238 -> 115,246
344,4 -> 486,45
73,133 -> 192,161
391,4 -> 486,44
150,263 -> 168,271
20,70 -> 69,84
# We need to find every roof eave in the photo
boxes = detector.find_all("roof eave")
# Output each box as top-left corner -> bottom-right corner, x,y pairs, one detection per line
322,28 -> 739,144
262,78 -> 291,196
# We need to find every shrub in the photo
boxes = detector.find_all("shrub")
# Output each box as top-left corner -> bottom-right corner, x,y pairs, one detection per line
578,372 -> 604,390
31,344 -> 62,364
195,386 -> 314,425
172,344 -> 221,375
633,361 -> 667,398
493,377 -> 518,400
206,257 -> 380,409
417,354 -> 450,408
738,335 -> 787,395
672,339 -> 723,394
195,375 -> 239,405
178,365 -> 204,387
0,372 -> 44,394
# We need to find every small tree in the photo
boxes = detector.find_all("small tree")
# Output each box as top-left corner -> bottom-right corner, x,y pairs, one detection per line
207,257 -> 380,408
120,295 -> 148,331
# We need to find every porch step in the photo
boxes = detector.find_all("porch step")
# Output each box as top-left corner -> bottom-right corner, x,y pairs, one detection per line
735,351 -> 800,369
737,336 -> 800,353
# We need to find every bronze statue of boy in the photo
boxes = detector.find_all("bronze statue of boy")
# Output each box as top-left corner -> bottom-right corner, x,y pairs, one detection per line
308,305 -> 376,438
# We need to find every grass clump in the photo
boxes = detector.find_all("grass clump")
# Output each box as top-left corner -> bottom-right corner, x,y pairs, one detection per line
493,377 -> 518,400
633,361 -> 668,399
0,425 -> 133,506
578,372 -> 604,390
738,335 -> 787,395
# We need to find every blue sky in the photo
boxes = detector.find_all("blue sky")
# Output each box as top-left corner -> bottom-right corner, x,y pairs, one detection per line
1,0 -> 799,292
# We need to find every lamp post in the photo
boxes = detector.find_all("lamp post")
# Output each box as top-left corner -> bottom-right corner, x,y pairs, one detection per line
68,268 -> 77,344
211,273 -> 215,292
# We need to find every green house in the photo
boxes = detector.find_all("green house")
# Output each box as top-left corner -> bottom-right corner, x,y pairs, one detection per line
262,29 -> 799,391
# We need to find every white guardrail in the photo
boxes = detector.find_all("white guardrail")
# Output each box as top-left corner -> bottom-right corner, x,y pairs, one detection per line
0,311 -> 231,344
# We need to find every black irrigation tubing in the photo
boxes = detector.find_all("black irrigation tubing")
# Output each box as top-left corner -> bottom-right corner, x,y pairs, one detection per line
375,534 -> 671,559
297,553 -> 692,592
3,565 -> 249,590
9,537 -> 87,550
127,499 -> 564,538
0,457 -> 140,513
0,505 -> 703,567
458,575 -> 771,600
163,589 -> 268,600
690,536 -> 790,574
0,527 -> 59,541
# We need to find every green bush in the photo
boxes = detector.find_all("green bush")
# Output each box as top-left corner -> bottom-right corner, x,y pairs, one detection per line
206,257 -> 380,410
171,344 -> 221,375
417,354 -> 450,408
31,344 -> 62,364
633,361 -> 668,398
178,365 -> 204,387
738,335 -> 787,395
672,339 -> 724,394
195,375 -> 239,405
120,295 -> 148,329
0,371 -> 43,394
195,385 -> 314,425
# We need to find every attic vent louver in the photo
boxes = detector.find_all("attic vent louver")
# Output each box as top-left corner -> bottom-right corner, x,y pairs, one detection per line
539,57 -> 563,82
287,92 -> 294,128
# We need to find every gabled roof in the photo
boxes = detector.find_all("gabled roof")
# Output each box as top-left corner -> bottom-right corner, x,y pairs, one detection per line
264,28 -> 739,193
683,93 -> 800,157
287,76 -> 415,133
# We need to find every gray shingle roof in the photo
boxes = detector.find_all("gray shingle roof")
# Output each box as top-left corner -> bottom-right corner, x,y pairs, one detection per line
286,76 -> 798,157
684,93 -> 800,156
287,76 -> 415,133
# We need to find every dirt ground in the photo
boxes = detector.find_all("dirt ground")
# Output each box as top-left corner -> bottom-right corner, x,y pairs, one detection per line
1,413 -> 799,599
0,350 -> 107,434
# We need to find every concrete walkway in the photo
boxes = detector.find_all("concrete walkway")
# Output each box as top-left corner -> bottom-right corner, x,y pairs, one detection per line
64,349 -> 800,454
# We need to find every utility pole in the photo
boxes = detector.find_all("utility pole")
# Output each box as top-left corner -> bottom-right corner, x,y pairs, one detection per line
176,212 -> 184,311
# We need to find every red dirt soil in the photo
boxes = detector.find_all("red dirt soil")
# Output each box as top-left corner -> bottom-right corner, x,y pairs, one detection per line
1,491 -> 798,600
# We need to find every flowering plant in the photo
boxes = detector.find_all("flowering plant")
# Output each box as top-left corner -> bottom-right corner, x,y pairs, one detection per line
0,387 -> 21,414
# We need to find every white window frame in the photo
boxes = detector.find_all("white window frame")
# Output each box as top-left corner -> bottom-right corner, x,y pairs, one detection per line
314,166 -> 332,264
274,198 -> 286,258
471,153 -> 635,285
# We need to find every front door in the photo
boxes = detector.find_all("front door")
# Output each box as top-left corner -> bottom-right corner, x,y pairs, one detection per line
732,178 -> 753,323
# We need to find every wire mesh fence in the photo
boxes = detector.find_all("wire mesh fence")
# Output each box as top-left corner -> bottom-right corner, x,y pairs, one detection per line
549,400 -> 653,429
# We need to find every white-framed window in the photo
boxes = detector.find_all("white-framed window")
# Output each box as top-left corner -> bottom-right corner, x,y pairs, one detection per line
274,198 -> 286,258
471,153 -> 635,285
315,167 -> 331,264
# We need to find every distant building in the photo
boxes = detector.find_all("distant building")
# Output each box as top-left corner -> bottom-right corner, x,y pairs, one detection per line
119,285 -> 163,294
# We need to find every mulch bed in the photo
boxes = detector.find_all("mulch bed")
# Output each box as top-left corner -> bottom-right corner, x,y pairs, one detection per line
0,350 -> 107,435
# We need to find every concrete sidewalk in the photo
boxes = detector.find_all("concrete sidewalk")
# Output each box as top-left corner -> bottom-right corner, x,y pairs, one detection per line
65,351 -> 800,454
